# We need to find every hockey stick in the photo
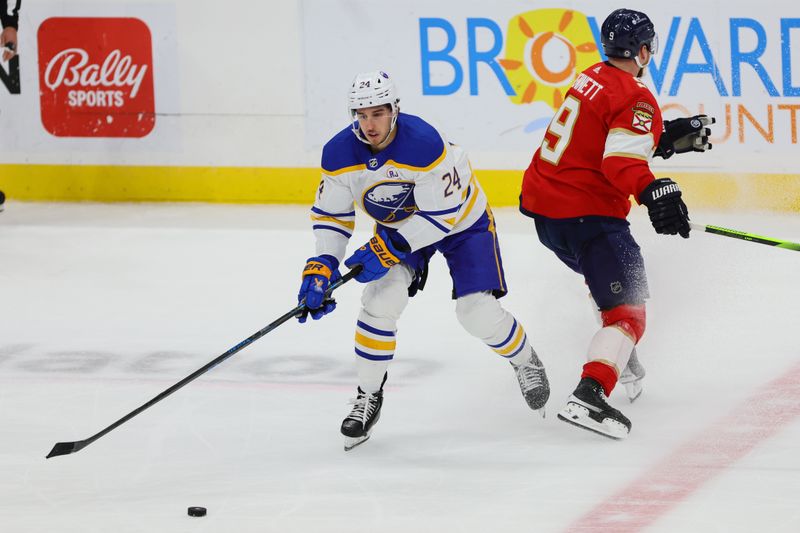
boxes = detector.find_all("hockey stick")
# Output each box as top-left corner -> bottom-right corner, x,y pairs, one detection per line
46,266 -> 362,459
689,223 -> 800,252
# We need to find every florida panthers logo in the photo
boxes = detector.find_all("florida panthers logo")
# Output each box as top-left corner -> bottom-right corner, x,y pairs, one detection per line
362,181 -> 416,223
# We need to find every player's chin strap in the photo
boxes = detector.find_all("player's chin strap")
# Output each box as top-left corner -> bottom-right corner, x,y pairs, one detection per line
350,106 -> 399,147
690,222 -> 800,252
634,55 -> 650,78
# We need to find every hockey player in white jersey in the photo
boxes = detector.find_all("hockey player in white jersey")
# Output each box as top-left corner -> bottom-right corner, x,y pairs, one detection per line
297,71 -> 550,451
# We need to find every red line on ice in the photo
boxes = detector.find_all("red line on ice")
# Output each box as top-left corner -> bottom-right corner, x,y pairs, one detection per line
565,360 -> 800,532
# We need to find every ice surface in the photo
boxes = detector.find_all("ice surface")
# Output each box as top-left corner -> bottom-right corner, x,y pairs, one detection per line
1,202 -> 798,532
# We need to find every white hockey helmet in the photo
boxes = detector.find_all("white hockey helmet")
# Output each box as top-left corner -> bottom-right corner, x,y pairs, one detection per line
348,70 -> 400,144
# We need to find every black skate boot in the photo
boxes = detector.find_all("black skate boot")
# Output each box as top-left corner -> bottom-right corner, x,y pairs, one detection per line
619,348 -> 646,403
341,387 -> 383,451
558,377 -> 631,440
511,349 -> 550,416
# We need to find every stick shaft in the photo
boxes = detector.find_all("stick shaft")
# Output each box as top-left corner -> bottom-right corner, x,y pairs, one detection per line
690,222 -> 800,251
47,267 -> 361,458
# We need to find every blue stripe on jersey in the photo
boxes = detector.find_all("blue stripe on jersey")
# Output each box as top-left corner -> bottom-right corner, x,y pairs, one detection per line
389,113 -> 445,169
321,126 -> 362,174
311,206 -> 356,217
417,204 -> 461,216
356,320 -> 395,337
489,319 -> 517,348
320,114 -> 445,174
355,347 -> 394,361
312,224 -> 352,238
416,212 -> 451,233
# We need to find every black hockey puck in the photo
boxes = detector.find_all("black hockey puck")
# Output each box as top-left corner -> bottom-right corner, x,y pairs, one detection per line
187,506 -> 207,517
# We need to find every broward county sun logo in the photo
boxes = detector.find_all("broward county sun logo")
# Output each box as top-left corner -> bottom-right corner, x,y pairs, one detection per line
499,9 -> 601,132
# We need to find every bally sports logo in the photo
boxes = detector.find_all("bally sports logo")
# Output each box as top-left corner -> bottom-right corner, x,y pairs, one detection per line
37,17 -> 155,137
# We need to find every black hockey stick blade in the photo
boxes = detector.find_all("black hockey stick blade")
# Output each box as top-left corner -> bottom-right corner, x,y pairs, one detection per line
47,440 -> 90,458
46,265 -> 362,459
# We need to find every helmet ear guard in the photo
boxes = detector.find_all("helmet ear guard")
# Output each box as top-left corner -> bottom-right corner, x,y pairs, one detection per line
348,70 -> 400,144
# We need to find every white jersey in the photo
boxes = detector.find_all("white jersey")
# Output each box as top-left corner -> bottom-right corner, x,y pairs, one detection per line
312,113 -> 488,262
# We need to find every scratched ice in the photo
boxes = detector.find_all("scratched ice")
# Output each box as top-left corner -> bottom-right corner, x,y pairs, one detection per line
1,203 -> 798,533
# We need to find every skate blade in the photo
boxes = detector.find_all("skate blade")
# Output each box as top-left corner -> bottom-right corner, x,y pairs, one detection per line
523,390 -> 551,413
343,434 -> 371,452
557,402 -> 629,440
623,380 -> 643,403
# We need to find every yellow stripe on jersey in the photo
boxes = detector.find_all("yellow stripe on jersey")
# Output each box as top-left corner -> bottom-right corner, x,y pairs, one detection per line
322,146 -> 446,176
310,214 -> 356,230
355,332 -> 397,351
324,163 -> 367,176
385,146 -> 447,172
455,175 -> 480,226
607,127 -> 651,135
603,152 -> 650,161
485,207 -> 507,293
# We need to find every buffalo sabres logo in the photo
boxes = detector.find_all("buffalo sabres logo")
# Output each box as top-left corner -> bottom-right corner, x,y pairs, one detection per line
362,181 -> 416,223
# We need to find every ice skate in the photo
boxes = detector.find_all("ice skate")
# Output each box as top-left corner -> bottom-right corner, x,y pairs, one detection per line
619,348 -> 646,403
558,377 -> 631,440
511,349 -> 550,416
341,387 -> 383,451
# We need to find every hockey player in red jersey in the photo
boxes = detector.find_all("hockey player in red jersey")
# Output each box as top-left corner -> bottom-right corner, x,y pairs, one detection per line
520,8 -> 713,439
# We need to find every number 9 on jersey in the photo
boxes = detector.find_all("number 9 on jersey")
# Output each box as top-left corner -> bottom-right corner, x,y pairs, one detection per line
540,96 -> 581,166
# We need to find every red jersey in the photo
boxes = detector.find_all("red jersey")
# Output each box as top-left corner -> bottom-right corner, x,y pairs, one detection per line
520,62 -> 662,220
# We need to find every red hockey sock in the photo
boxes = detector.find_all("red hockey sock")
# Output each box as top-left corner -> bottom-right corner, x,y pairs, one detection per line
581,361 -> 618,396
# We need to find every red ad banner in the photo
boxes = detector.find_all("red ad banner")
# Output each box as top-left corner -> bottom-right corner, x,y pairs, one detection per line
37,17 -> 155,138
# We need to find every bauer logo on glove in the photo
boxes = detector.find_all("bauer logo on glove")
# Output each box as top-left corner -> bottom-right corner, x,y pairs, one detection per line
303,260 -> 333,278
368,235 -> 401,268
297,256 -> 341,323
345,230 -> 408,283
